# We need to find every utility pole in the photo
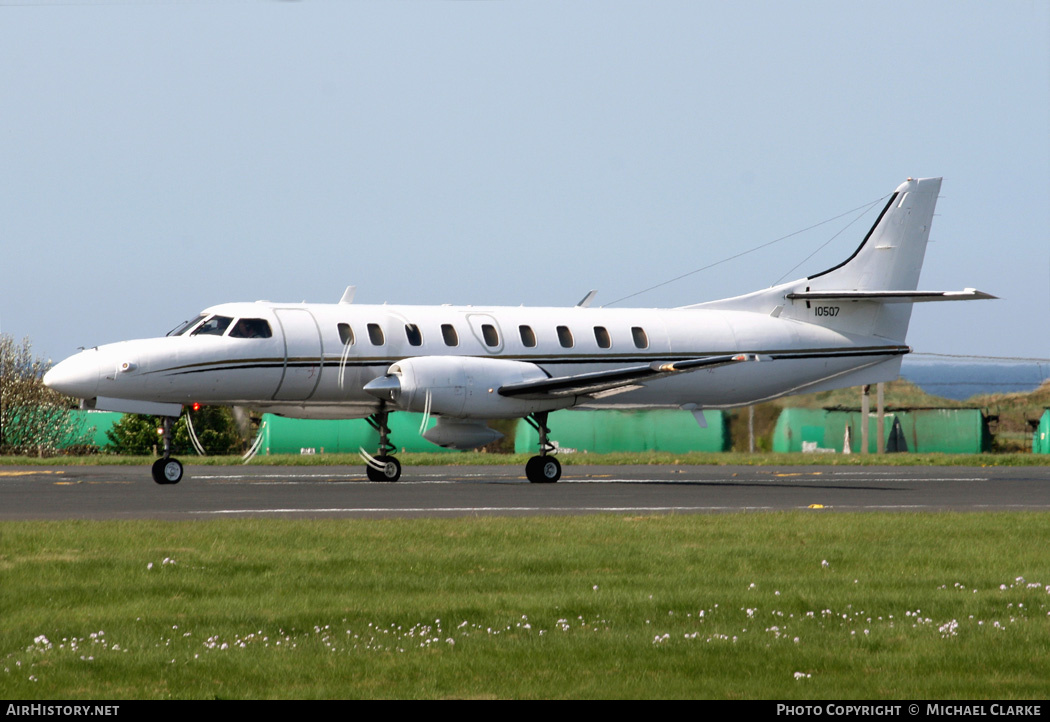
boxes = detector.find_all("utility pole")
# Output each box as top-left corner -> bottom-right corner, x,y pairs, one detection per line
861,385 -> 870,454
876,382 -> 885,454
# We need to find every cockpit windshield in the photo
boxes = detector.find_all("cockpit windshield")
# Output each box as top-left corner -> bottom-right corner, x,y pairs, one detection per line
167,315 -> 206,337
166,314 -> 273,339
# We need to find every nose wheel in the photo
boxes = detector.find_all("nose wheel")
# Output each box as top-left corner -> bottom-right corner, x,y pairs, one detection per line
152,457 -> 184,485
151,415 -> 184,485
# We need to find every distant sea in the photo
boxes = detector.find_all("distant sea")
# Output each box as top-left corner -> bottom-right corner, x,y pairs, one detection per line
899,360 -> 1050,401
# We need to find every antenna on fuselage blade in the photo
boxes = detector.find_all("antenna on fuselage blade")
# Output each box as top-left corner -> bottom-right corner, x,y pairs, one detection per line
576,290 -> 598,307
339,286 -> 357,304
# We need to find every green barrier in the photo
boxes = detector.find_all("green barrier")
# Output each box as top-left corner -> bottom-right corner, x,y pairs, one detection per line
1034,410 -> 1050,454
258,412 -> 458,455
773,408 -> 992,454
514,409 -> 728,454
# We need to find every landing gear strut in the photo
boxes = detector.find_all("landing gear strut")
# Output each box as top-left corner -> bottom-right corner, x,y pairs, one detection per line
363,407 -> 401,482
151,415 -> 184,485
524,411 -> 561,483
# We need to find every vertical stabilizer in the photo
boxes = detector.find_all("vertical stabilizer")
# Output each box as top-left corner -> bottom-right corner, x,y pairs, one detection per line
800,177 -> 939,341
687,177 -> 991,344
690,177 -> 945,343
806,176 -> 941,294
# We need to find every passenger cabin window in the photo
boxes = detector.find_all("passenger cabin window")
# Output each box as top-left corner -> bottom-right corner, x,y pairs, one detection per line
367,323 -> 385,346
441,324 -> 459,347
519,325 -> 537,348
191,315 -> 233,337
594,326 -> 611,349
632,326 -> 649,349
557,326 -> 574,348
405,324 -> 423,347
481,324 -> 499,347
338,323 -> 354,346
229,318 -> 273,339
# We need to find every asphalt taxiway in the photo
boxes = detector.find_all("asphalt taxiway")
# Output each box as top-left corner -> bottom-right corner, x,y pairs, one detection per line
3,463 -> 1050,520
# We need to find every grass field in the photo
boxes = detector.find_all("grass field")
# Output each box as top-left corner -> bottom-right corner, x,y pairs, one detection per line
4,513 -> 1050,699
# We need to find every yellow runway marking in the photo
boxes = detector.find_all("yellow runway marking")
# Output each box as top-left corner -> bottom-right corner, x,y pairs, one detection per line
0,470 -> 65,477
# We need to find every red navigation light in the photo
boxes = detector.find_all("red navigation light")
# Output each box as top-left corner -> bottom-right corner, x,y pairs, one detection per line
191,402 -> 202,412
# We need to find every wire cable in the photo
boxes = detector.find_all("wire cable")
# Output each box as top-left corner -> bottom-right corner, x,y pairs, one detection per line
604,194 -> 890,307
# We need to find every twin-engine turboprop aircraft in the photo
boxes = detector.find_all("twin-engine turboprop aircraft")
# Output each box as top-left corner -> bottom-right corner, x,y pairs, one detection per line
45,177 -> 992,484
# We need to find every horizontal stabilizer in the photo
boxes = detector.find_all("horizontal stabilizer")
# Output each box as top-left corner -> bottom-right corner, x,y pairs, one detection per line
499,354 -> 759,400
786,288 -> 997,304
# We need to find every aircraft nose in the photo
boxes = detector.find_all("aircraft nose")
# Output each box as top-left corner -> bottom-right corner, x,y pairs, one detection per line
43,351 -> 100,399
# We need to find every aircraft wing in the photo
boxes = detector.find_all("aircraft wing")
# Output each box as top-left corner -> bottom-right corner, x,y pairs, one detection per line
498,353 -> 759,400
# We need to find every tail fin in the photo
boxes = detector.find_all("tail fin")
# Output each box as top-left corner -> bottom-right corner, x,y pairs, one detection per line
691,177 -> 993,342
806,176 -> 940,293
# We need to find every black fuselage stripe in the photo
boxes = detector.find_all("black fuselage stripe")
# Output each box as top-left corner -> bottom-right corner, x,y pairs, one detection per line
146,346 -> 907,378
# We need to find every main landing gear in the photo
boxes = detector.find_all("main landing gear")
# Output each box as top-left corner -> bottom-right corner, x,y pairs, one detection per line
362,408 -> 402,482
356,407 -> 558,484
524,412 -> 561,483
151,416 -> 184,485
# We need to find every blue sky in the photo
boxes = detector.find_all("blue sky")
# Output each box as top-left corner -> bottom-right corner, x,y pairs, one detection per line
2,1 -> 1048,363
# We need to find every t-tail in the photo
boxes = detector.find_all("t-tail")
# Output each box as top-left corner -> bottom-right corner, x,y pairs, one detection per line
690,177 -> 995,342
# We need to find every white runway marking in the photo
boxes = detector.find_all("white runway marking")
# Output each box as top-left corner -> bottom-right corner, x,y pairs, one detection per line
192,502 -> 1050,515
187,472 -> 992,485
194,506 -> 779,515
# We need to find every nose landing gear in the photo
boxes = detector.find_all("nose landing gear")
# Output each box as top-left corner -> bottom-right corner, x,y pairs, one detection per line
151,416 -> 184,485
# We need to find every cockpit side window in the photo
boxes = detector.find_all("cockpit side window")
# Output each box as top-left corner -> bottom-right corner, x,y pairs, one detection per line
229,318 -> 273,339
191,315 -> 234,337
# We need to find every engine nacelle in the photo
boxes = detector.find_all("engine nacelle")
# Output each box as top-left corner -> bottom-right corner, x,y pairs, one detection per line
363,356 -> 574,419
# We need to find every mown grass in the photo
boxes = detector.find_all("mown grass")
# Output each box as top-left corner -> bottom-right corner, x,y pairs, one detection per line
3,514 -> 1050,699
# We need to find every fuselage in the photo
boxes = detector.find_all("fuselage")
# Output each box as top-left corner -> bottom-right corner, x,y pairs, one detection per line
44,300 -> 906,420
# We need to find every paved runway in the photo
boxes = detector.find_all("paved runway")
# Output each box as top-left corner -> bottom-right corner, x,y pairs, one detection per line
3,463 -> 1050,520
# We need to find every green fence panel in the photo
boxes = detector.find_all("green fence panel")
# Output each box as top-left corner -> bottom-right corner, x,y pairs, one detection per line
258,412 -> 458,455
514,409 -> 728,454
773,408 -> 990,454
1034,410 -> 1050,454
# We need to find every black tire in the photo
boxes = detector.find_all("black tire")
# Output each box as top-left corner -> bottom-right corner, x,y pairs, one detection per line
366,455 -> 401,482
526,455 -> 561,483
151,458 -> 183,485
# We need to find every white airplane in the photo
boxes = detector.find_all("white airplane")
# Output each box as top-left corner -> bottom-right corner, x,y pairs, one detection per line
45,177 -> 992,484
